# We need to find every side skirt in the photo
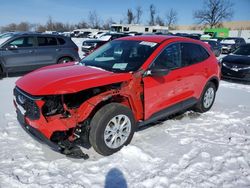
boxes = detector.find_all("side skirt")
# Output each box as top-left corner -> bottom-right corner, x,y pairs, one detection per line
138,98 -> 197,127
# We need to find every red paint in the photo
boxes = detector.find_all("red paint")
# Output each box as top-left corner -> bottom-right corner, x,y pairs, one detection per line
15,36 -> 220,141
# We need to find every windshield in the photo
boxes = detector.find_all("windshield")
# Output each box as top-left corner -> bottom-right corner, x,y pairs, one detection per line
0,37 -> 10,45
0,33 -> 14,39
80,40 -> 158,73
233,45 -> 250,56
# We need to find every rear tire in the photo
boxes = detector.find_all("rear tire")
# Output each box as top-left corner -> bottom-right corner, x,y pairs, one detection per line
194,82 -> 216,113
89,103 -> 136,156
0,65 -> 3,79
57,57 -> 73,64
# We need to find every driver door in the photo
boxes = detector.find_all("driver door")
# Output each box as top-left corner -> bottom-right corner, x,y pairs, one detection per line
143,43 -> 190,120
2,36 -> 37,72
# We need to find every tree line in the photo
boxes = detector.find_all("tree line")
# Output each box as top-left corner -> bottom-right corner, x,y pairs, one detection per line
0,0 -> 234,33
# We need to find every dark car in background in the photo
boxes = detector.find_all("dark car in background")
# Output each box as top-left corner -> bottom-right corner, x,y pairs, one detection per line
174,33 -> 201,40
220,37 -> 246,54
81,39 -> 107,56
81,32 -> 129,56
202,40 -> 222,57
0,32 -> 80,76
221,44 -> 250,81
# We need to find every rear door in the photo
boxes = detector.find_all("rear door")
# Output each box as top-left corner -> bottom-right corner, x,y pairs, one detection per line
35,36 -> 59,66
1,36 -> 37,72
143,42 -> 210,120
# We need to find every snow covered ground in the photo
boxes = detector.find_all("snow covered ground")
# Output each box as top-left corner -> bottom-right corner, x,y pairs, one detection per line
0,40 -> 250,187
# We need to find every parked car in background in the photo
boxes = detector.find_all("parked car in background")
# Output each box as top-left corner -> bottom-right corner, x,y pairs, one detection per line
82,33 -> 130,56
0,32 -> 80,76
99,32 -> 130,41
174,33 -> 200,40
14,35 -> 220,158
81,39 -> 107,56
221,44 -> 250,81
76,31 -> 92,38
87,31 -> 106,39
220,37 -> 246,54
202,40 -> 222,57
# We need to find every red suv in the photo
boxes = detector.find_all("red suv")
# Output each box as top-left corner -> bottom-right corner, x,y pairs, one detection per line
14,36 -> 220,158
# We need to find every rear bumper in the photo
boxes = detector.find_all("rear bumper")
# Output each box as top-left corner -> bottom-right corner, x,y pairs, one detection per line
16,109 -> 62,152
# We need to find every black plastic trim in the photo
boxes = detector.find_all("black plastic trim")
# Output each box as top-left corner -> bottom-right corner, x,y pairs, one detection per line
139,97 -> 197,126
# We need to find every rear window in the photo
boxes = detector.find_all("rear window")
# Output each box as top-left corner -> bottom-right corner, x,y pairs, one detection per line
57,37 -> 66,45
38,37 -> 57,46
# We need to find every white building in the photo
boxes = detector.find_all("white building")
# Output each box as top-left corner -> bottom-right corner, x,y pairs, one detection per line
111,24 -> 169,33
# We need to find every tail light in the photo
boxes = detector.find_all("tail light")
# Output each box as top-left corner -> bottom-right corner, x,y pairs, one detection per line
75,47 -> 79,52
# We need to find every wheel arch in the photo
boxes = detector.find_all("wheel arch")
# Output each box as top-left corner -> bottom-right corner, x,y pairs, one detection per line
208,76 -> 219,91
87,95 -> 133,121
0,61 -> 6,75
57,56 -> 74,64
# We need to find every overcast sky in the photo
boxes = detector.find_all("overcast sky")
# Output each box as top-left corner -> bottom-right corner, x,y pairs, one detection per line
0,0 -> 249,26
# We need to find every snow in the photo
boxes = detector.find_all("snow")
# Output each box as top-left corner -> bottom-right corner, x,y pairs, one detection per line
0,40 -> 250,187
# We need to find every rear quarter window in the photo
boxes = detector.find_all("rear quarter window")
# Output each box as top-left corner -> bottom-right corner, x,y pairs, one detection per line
181,43 -> 210,66
57,37 -> 66,45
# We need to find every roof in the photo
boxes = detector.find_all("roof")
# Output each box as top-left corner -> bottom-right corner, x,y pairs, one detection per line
119,35 -> 177,43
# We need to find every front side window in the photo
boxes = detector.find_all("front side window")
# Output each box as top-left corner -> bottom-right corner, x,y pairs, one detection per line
7,37 -> 35,48
152,43 -> 181,70
81,40 -> 158,72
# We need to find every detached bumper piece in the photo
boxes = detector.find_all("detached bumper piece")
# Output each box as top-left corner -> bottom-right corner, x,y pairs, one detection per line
17,110 -> 89,159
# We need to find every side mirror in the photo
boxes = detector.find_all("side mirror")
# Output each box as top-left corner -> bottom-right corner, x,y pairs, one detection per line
146,67 -> 170,77
6,45 -> 18,50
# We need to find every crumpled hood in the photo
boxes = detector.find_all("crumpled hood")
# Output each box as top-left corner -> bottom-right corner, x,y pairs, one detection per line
16,63 -> 132,95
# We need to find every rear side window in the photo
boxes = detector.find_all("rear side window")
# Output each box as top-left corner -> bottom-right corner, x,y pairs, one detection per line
37,37 -> 57,46
181,43 -> 209,66
152,43 -> 182,70
8,37 -> 35,48
57,37 -> 66,45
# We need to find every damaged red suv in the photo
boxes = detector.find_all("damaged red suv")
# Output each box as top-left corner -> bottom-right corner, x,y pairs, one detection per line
14,36 -> 220,158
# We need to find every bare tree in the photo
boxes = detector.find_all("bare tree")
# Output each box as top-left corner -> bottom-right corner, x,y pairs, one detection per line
166,8 -> 178,29
193,0 -> 234,28
75,20 -> 88,29
1,22 -> 31,32
148,4 -> 156,26
126,9 -> 135,24
36,24 -> 47,32
1,23 -> 17,32
102,18 -> 115,30
46,16 -> 54,31
155,16 -> 164,26
88,11 -> 101,29
17,22 -> 31,31
135,6 -> 143,24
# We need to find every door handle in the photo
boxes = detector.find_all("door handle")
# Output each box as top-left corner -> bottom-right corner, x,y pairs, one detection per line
56,48 -> 61,52
29,50 -> 34,53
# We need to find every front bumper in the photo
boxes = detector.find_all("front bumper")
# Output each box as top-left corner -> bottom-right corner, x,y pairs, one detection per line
16,108 -> 62,152
221,66 -> 250,81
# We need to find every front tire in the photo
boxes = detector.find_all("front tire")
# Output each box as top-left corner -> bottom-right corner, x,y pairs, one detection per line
194,82 -> 216,113
89,103 -> 136,156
